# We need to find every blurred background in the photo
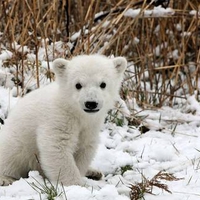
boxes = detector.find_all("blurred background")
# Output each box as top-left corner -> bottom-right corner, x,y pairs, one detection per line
0,0 -> 199,108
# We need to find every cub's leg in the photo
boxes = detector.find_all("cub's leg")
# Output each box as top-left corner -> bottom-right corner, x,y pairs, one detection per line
37,126 -> 82,186
74,144 -> 103,181
0,176 -> 16,186
85,168 -> 103,180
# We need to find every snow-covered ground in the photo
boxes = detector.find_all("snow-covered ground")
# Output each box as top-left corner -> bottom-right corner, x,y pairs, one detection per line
0,85 -> 200,200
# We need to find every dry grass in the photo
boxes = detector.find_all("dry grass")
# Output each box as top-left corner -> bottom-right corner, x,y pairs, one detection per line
129,171 -> 183,200
0,0 -> 199,107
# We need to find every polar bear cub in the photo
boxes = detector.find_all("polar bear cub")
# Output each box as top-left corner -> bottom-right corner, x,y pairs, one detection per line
0,54 -> 127,186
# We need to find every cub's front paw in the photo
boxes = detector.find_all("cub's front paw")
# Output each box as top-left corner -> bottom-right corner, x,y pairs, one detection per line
61,176 -> 83,187
85,168 -> 103,181
0,175 -> 16,186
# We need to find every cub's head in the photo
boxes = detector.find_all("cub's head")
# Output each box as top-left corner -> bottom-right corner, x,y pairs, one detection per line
53,55 -> 127,115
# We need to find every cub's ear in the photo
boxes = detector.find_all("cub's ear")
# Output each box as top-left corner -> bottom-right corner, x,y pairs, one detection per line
112,57 -> 127,74
52,58 -> 69,78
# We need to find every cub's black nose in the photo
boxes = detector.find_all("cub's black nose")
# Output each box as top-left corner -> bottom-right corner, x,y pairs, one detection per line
85,101 -> 98,110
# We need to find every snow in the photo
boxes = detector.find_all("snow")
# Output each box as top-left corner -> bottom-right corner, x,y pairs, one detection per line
172,49 -> 179,60
1,85 -> 200,199
0,50 -> 13,61
71,31 -> 81,41
133,37 -> 140,44
189,10 -> 200,17
0,87 -> 17,121
124,6 -> 175,18
0,70 -> 14,89
154,42 -> 168,57
11,42 -> 29,54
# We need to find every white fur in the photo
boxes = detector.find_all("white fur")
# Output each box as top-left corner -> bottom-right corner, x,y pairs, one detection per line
0,55 -> 127,186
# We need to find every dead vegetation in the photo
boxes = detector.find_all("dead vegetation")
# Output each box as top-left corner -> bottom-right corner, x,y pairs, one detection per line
0,0 -> 199,106
129,171 -> 183,200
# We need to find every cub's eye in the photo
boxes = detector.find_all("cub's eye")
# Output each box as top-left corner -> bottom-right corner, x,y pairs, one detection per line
75,83 -> 82,90
100,82 -> 106,89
